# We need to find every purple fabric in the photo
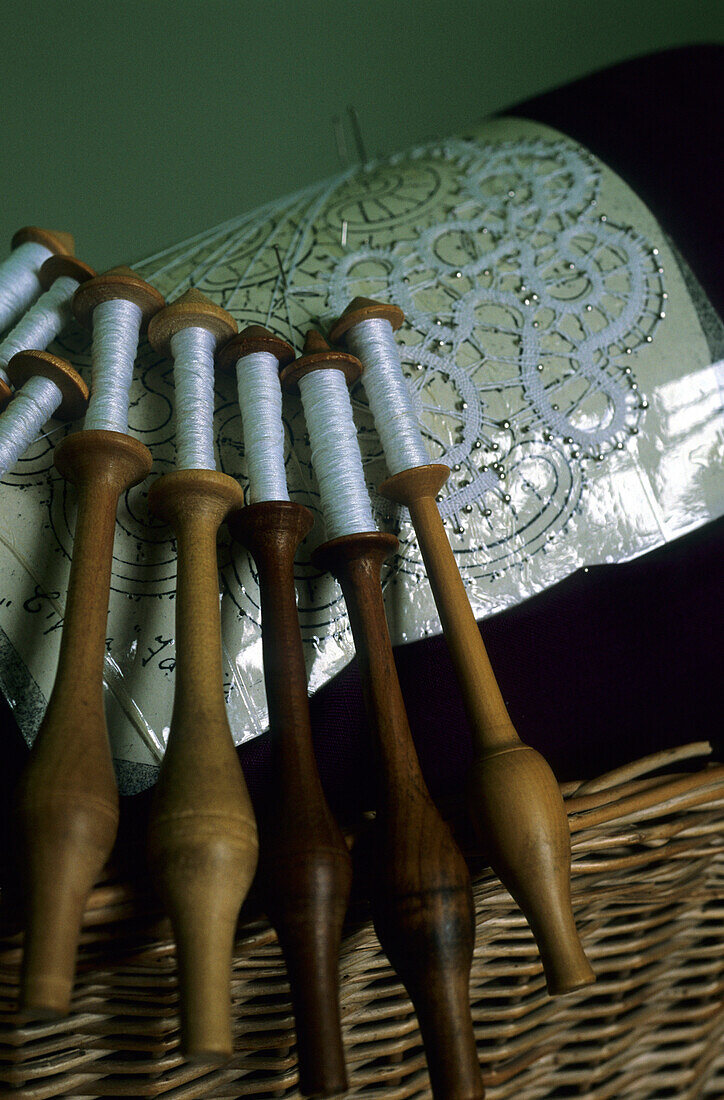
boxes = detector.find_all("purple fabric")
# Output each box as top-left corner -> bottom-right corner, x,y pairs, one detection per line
239,516 -> 723,825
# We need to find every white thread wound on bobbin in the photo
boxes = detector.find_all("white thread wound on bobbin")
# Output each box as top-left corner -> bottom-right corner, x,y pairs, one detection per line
345,317 -> 429,475
0,275 -> 80,378
235,351 -> 289,502
170,326 -> 217,470
0,241 -> 53,335
0,374 -> 62,478
84,298 -> 143,432
298,368 -> 374,540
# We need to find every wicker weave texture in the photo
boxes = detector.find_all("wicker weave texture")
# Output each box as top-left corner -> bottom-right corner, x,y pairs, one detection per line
1,744 -> 723,1099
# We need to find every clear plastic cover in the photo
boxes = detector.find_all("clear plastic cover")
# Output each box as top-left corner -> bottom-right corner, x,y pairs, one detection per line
1,117 -> 722,792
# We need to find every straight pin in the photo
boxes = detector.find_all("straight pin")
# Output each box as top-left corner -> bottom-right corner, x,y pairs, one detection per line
348,105 -> 368,165
333,115 -> 349,168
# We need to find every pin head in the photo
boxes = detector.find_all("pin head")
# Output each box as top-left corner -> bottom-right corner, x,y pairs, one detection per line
8,350 -> 89,421
72,266 -> 165,331
147,289 -> 237,356
217,324 -> 295,374
38,255 -> 96,292
279,329 -> 362,393
10,226 -> 75,257
329,297 -> 405,345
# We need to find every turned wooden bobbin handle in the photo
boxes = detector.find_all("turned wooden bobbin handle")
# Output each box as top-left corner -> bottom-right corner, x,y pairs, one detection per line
332,297 -> 595,997
147,469 -> 258,1061
380,458 -> 594,997
146,293 -> 256,1060
229,500 -> 352,1098
283,331 -> 482,1095
313,532 -> 483,1100
15,430 -> 152,1015
224,324 -> 352,1096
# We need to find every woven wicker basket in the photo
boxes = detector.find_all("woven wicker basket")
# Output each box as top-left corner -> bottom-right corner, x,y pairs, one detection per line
1,742 -> 723,1099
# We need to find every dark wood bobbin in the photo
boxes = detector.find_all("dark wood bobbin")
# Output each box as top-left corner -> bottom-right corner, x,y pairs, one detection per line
147,288 -> 238,355
7,351 -> 89,421
10,226 -> 75,257
147,468 -> 258,1062
312,529 -> 483,1100
331,298 -> 594,997
72,266 -> 165,332
37,255 -> 96,292
15,429 -> 152,1016
279,329 -> 362,392
224,323 -> 352,1096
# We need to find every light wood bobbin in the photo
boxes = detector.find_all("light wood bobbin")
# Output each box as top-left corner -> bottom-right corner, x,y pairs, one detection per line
331,296 -> 595,998
146,293 -> 258,1062
15,430 -> 151,1016
15,267 -> 158,1018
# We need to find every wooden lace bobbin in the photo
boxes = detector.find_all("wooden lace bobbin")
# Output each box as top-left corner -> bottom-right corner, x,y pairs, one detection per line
14,267 -> 162,1016
0,350 -> 88,477
0,255 -> 95,407
282,331 -> 483,1100
147,290 -> 259,1062
219,326 -> 352,1097
331,298 -> 595,997
0,227 -> 75,336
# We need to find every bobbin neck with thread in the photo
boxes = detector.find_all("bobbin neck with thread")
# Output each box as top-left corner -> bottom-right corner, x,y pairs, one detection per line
147,289 -> 237,471
73,266 -> 164,434
0,227 -> 76,357
331,297 -> 432,477
281,331 -> 374,540
218,325 -> 294,503
0,351 -> 88,478
0,255 -> 96,396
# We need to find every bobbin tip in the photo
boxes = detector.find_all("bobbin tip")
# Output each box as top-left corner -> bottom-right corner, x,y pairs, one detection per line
147,289 -> 237,355
329,297 -> 405,344
7,351 -> 89,422
11,227 -> 75,257
217,325 -> 295,373
279,330 -> 362,392
38,255 -> 96,292
72,267 -> 165,331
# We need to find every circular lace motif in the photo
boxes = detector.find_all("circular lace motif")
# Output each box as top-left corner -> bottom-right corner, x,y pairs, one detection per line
3,125 -> 672,759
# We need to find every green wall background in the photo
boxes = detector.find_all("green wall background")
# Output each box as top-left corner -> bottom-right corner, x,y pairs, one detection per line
1,0 -> 722,272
